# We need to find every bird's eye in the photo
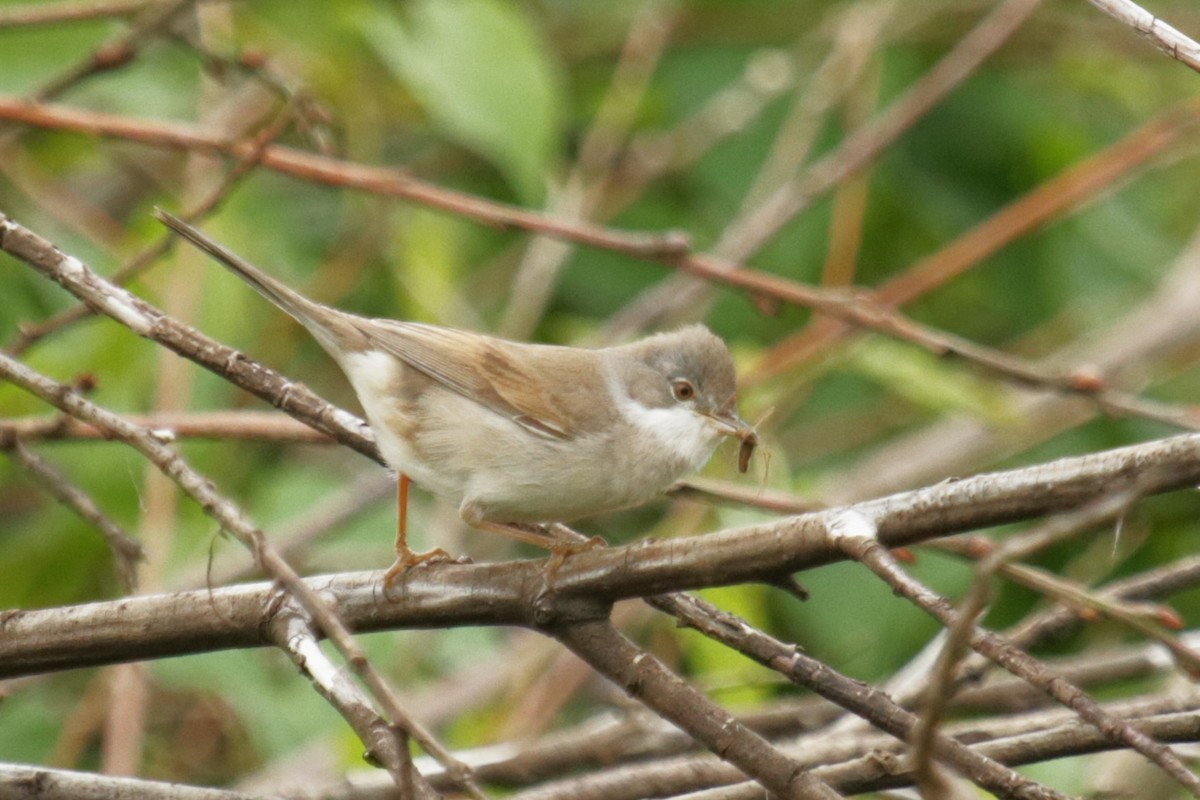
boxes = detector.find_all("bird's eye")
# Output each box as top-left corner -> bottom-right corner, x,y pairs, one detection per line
671,379 -> 696,401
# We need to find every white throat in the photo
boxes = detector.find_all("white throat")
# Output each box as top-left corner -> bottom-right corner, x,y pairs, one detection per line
618,399 -> 720,472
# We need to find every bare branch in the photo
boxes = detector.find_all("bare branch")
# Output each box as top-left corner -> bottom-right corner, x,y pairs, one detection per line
0,97 -> 691,258
0,352 -> 471,794
1084,0 -> 1200,73
0,410 -> 331,444
0,435 -> 142,590
828,511 -> 1200,796
6,431 -> 1200,677
0,211 -> 381,462
0,0 -> 158,28
648,591 -> 1062,800
0,763 -> 259,800
547,615 -> 842,799
268,601 -> 437,800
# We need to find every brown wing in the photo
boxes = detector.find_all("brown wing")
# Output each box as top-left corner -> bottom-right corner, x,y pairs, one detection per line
360,321 -> 577,440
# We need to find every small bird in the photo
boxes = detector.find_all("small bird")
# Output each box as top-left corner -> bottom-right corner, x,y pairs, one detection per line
156,210 -> 757,581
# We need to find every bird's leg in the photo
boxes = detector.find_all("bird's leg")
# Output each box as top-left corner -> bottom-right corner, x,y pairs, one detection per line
383,473 -> 452,588
471,520 -> 605,583
458,502 -> 605,587
471,518 -> 606,565
544,522 -> 606,550
398,471 -> 408,546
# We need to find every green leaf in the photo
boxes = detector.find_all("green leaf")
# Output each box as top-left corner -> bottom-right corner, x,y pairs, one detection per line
686,584 -> 775,709
361,0 -> 564,202
846,337 -> 1018,424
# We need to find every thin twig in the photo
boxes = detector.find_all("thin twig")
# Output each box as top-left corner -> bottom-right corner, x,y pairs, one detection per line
827,509 -> 1200,797
0,0 -> 157,27
0,212 -> 382,462
1084,0 -> 1200,73
935,538 -> 1200,674
22,0 -> 197,106
8,95 -> 297,354
547,616 -> 842,799
0,96 -> 692,258
0,434 -> 143,591
268,603 -> 434,799
808,220 -> 1200,504
668,250 -> 1200,430
0,410 -> 332,444
648,592 -> 1063,800
0,352 -> 484,797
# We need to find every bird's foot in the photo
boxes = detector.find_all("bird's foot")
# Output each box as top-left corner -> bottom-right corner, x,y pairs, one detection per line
383,546 -> 459,593
543,534 -> 607,582
543,523 -> 607,551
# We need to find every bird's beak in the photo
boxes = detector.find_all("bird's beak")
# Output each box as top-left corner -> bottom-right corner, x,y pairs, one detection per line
703,410 -> 759,473
706,410 -> 751,437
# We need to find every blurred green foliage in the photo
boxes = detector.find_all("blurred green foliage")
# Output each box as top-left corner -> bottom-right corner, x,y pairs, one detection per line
2,0 -> 1200,794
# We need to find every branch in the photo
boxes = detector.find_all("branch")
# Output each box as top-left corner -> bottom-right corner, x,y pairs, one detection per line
647,592 -> 1062,800
0,211 -> 381,462
0,410 -> 331,444
403,640 -> 1199,795
0,0 -> 156,28
0,353 -> 475,794
7,0 -> 197,107
1084,0 -> 1200,73
268,602 -> 437,800
0,763 -> 258,800
490,692 -> 1200,800
0,97 -> 690,258
828,511 -> 1200,796
670,249 -> 1200,430
0,434 -> 142,590
547,615 -> 841,799
755,96 -> 1200,381
6,431 -> 1200,677
910,481 -> 1153,789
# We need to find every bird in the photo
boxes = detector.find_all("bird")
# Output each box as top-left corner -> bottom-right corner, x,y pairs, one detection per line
156,210 -> 757,582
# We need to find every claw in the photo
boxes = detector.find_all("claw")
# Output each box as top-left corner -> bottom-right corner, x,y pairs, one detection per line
383,546 -> 454,592
543,535 -> 607,583
385,473 -> 458,591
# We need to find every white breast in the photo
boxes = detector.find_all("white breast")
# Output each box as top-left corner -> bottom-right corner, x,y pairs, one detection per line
617,399 -> 722,474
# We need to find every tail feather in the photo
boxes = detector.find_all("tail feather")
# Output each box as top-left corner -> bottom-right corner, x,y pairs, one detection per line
155,210 -> 354,355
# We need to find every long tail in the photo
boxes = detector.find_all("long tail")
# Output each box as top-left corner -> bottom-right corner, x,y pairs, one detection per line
155,210 -> 346,351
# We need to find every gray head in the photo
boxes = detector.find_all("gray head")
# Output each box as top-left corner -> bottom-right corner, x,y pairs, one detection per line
618,324 -> 741,423
607,324 -> 754,474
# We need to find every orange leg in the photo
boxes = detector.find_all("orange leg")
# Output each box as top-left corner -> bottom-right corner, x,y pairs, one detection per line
398,472 -> 409,551
383,473 -> 452,589
469,521 -> 606,584
474,520 -> 605,566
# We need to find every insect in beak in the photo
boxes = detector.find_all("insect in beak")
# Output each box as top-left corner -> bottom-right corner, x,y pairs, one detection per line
706,411 -> 759,474
737,429 -> 758,474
